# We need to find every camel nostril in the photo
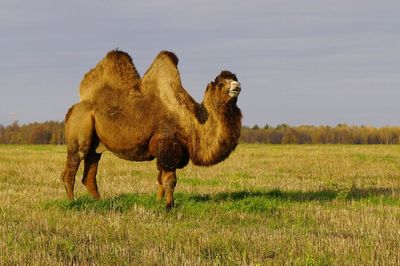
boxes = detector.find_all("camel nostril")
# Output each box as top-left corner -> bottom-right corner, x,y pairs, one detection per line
231,81 -> 240,88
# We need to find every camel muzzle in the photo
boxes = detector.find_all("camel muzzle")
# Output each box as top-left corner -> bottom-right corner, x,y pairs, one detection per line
228,81 -> 241,98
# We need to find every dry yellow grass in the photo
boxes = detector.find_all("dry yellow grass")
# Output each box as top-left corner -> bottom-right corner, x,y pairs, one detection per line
0,144 -> 399,265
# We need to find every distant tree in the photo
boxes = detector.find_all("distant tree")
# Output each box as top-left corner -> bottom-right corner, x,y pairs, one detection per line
276,123 -> 288,129
0,124 -> 4,143
282,129 -> 298,144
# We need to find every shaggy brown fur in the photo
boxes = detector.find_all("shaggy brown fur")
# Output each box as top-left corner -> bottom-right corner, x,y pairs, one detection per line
61,50 -> 242,209
79,50 -> 141,101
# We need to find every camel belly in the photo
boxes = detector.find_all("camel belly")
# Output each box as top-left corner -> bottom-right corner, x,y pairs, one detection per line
95,139 -> 154,161
112,147 -> 155,161
94,123 -> 155,161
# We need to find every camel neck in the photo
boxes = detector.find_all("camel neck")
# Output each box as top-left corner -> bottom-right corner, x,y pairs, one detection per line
188,102 -> 242,166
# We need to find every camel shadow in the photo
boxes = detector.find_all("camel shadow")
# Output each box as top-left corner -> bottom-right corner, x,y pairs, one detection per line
47,187 -> 399,213
187,187 -> 399,203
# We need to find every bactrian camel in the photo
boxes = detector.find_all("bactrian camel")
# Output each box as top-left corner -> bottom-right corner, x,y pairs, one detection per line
61,50 -> 242,209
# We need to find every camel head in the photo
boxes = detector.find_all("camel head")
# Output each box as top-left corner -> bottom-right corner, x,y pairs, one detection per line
205,71 -> 241,106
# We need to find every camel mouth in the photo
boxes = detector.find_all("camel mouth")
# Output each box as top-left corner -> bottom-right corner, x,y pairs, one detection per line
228,81 -> 241,98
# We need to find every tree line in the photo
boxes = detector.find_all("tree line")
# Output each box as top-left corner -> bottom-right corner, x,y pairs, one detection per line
241,124 -> 400,144
1,121 -> 400,145
0,121 -> 65,144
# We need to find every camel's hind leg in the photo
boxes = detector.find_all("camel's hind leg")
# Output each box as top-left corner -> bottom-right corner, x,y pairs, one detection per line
61,152 -> 81,200
82,151 -> 102,199
61,101 -> 95,200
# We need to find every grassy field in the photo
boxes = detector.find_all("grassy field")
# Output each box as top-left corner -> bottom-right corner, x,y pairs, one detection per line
0,144 -> 399,265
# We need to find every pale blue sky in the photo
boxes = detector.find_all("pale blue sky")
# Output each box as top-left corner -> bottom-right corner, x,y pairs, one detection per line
1,0 -> 399,126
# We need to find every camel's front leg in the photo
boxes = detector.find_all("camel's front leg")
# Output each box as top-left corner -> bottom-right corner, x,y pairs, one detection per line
156,171 -> 165,201
159,169 -> 177,209
151,136 -> 188,209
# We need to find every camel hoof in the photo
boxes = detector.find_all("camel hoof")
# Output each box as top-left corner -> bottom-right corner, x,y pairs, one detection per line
88,191 -> 101,200
165,202 -> 174,210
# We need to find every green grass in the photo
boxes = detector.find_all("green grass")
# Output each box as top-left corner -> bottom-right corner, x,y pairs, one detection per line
0,144 -> 399,265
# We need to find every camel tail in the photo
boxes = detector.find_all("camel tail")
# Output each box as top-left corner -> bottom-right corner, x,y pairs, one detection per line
65,104 -> 78,124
